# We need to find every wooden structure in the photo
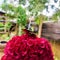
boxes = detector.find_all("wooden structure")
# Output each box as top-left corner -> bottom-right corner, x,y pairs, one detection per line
0,11 -> 6,34
42,22 -> 60,40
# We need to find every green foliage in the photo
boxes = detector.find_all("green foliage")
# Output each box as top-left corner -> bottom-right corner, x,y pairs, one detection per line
6,13 -> 15,19
2,3 -> 7,11
3,0 -> 7,3
0,23 -> 4,27
56,10 -> 60,16
35,15 -> 48,25
5,22 -> 12,29
35,16 -> 40,25
7,4 -> 15,12
1,2 -> 27,36
2,3 -> 16,12
2,3 -> 27,27
19,0 -> 47,16
27,0 -> 48,16
51,10 -> 60,21
1,34 -> 10,41
16,6 -> 27,26
19,0 -> 26,5
2,3 -> 16,19
51,15 -> 58,21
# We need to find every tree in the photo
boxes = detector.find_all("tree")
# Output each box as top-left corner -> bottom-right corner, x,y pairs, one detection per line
1,3 -> 27,36
2,0 -> 47,37
10,0 -> 47,37
27,0 -> 60,37
28,0 -> 47,15
51,10 -> 60,21
15,6 -> 27,35
35,14 -> 48,37
19,0 -> 48,37
27,0 -> 48,37
1,3 -> 16,36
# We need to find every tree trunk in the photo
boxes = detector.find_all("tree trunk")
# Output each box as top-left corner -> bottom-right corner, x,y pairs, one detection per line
38,20 -> 43,38
19,24 -> 22,35
16,24 -> 19,35
8,29 -> 10,37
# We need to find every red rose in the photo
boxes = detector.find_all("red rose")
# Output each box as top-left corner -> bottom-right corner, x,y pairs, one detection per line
1,29 -> 54,60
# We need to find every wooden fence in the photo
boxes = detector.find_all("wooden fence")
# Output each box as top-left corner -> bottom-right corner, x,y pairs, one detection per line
42,22 -> 60,40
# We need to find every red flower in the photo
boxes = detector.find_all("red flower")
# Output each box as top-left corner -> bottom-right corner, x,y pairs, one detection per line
1,29 -> 54,60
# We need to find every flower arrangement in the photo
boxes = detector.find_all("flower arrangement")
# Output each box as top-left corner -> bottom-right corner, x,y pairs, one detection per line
1,29 -> 54,60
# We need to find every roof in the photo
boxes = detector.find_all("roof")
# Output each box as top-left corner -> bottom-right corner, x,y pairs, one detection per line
0,11 -> 5,15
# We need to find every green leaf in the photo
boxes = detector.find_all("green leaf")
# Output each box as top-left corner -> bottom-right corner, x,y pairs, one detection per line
5,22 -> 12,29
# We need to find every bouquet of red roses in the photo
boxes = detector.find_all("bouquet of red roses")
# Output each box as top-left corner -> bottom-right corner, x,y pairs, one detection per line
1,29 -> 54,60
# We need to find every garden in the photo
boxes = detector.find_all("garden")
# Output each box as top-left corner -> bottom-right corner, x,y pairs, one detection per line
0,0 -> 60,60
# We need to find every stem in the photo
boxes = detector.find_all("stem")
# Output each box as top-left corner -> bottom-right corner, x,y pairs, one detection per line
19,24 -> 22,35
28,19 -> 31,30
16,24 -> 19,35
38,20 -> 43,38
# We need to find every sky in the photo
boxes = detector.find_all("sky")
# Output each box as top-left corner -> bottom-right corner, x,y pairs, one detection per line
0,0 -> 3,6
42,0 -> 60,17
0,0 -> 60,17
20,0 -> 60,17
0,0 -> 4,10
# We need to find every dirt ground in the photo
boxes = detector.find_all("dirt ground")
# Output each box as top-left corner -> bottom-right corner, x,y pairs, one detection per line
51,41 -> 60,60
0,52 -> 4,60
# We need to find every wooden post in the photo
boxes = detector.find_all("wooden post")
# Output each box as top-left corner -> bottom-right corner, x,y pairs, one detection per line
16,23 -> 19,35
38,20 -> 43,38
37,15 -> 44,38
